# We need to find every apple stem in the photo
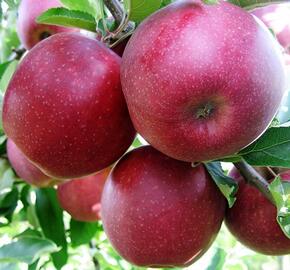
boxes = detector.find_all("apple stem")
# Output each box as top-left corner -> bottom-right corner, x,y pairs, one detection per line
9,45 -> 26,61
233,160 -> 275,204
104,0 -> 124,26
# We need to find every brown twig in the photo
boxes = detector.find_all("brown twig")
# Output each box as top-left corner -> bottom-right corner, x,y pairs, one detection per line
234,160 -> 275,204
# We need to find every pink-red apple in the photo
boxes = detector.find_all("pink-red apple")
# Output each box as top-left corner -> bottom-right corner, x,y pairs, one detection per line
225,168 -> 290,255
57,167 -> 111,222
7,139 -> 56,187
17,0 -> 76,49
101,146 -> 226,267
3,33 -> 136,179
252,4 -> 290,53
121,0 -> 286,163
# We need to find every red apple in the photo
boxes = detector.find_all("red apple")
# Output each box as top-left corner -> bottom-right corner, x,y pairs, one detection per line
17,0 -> 76,49
112,36 -> 130,57
7,139 -> 56,187
3,33 -> 136,179
225,167 -> 290,255
101,146 -> 226,267
121,0 -> 286,163
252,4 -> 290,53
57,167 -> 111,222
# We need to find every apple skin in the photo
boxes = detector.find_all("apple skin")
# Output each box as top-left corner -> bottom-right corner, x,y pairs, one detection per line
121,0 -> 286,163
101,146 -> 226,267
57,167 -> 111,222
225,167 -> 290,255
7,139 -> 57,187
252,4 -> 290,53
3,33 -> 136,179
17,0 -> 76,49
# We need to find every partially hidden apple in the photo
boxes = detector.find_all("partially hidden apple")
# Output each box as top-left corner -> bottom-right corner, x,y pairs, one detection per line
7,139 -> 57,187
225,167 -> 290,255
57,167 -> 111,222
252,3 -> 290,53
121,0 -> 286,163
3,33 -> 136,179
101,145 -> 226,267
17,0 -> 76,49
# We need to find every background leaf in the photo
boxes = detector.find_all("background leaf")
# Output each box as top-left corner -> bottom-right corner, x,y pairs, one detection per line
0,61 -> 12,81
228,0 -> 279,10
35,188 -> 68,269
0,236 -> 58,264
0,60 -> 18,93
206,248 -> 227,270
124,0 -> 163,23
205,162 -> 238,207
37,8 -> 97,32
60,0 -> 101,20
70,219 -> 100,247
269,176 -> 290,238
239,126 -> 290,168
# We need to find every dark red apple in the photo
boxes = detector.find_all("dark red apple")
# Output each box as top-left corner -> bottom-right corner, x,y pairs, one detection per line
225,167 -> 290,255
7,139 -> 57,187
112,36 -> 130,57
3,33 -> 136,179
57,167 -> 111,222
17,0 -> 76,49
252,4 -> 290,53
101,146 -> 226,267
121,0 -> 286,163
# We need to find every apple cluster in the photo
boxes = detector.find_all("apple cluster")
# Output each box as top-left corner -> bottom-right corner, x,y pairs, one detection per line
2,0 -> 290,268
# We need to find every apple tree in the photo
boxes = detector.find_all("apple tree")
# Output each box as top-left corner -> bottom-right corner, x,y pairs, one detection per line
0,0 -> 290,269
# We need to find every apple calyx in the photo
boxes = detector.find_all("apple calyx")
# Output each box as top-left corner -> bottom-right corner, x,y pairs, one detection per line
195,102 -> 214,119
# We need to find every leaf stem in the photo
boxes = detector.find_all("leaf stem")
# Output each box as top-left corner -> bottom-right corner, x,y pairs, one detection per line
234,160 -> 275,204
103,0 -> 123,25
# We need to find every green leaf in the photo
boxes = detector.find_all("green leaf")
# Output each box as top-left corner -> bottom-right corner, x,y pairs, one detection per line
15,228 -> 42,239
206,248 -> 226,270
228,0 -> 279,10
160,0 -> 173,8
0,60 -> 18,93
0,187 -> 18,219
202,0 -> 219,5
3,0 -> 18,9
28,260 -> 39,270
269,176 -> 290,239
239,125 -> 290,168
0,262 -> 20,270
0,62 -> 12,81
0,2 -> 2,21
204,162 -> 238,207
37,8 -> 97,32
35,188 -> 68,269
0,236 -> 58,265
26,205 -> 40,229
124,0 -> 163,23
60,0 -> 101,20
0,161 -> 15,193
70,219 -> 100,247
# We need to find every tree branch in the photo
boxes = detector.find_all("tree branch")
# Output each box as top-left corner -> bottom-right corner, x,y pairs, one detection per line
234,160 -> 275,204
104,0 -> 124,26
